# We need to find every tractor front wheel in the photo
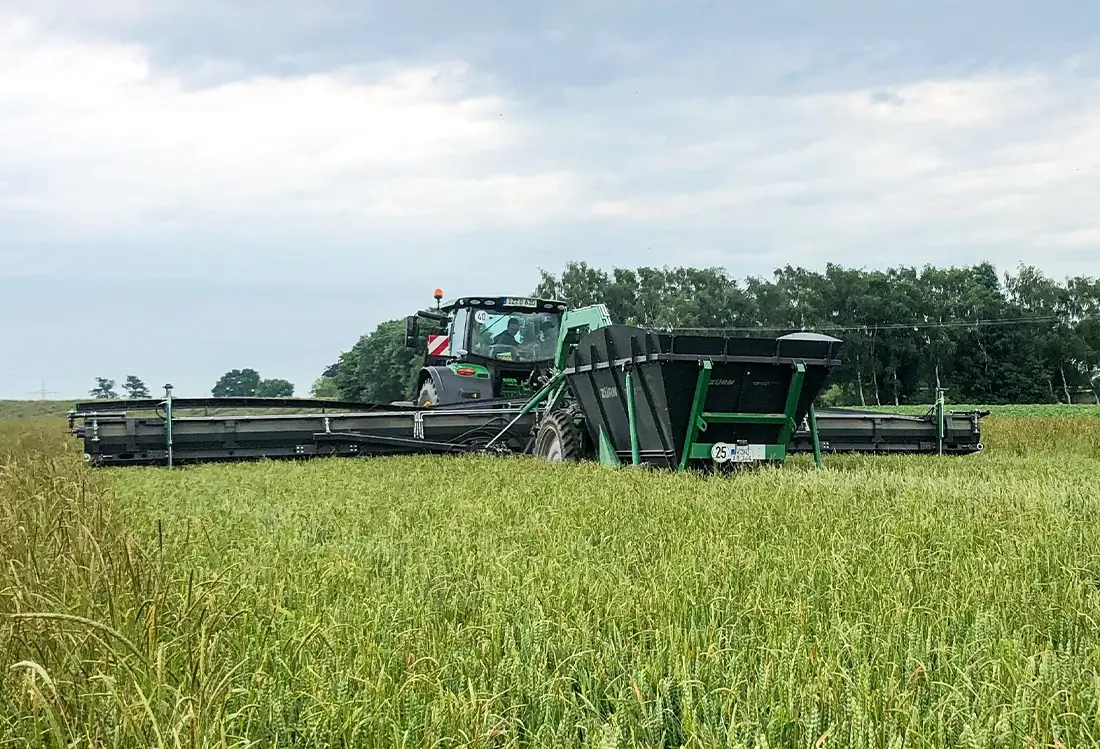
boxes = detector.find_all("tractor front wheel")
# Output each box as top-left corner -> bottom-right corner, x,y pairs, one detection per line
418,380 -> 439,407
533,409 -> 585,461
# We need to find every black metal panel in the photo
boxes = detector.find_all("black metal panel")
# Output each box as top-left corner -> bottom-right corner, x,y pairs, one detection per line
789,408 -> 986,455
563,325 -> 843,467
71,405 -> 538,466
70,396 -> 405,414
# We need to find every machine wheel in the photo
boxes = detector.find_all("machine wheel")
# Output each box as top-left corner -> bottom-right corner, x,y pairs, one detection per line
533,409 -> 586,461
418,380 -> 438,407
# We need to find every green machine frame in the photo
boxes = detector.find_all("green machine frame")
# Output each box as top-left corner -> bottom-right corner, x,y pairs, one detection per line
593,360 -> 824,471
499,305 -> 830,471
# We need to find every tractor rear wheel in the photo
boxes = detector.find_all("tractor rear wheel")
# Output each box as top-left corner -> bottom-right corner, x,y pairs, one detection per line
418,380 -> 438,407
533,409 -> 585,461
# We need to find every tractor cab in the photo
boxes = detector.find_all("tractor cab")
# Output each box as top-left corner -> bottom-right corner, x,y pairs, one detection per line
405,291 -> 568,406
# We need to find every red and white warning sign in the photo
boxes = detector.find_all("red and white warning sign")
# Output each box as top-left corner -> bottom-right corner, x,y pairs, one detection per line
427,335 -> 450,357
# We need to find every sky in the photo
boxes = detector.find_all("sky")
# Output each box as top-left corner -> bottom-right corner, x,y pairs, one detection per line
2,0 -> 1099,399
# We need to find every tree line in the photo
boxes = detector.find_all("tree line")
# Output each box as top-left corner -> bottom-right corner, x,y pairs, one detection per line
323,261 -> 1100,407
88,369 -> 297,399
87,261 -> 1099,407
88,375 -> 151,399
528,261 -> 1100,406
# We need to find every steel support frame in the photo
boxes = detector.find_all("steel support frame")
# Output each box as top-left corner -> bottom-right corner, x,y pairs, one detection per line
164,383 -> 174,468
596,368 -> 638,467
935,386 -> 946,456
677,360 -> 824,470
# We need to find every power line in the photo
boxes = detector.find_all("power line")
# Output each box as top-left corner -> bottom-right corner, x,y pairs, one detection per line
670,314 -> 1100,334
27,379 -> 60,400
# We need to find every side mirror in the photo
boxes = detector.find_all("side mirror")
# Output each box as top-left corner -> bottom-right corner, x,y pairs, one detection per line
404,315 -> 419,347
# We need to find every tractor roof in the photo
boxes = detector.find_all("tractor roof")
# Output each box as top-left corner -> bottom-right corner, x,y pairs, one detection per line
440,295 -> 569,314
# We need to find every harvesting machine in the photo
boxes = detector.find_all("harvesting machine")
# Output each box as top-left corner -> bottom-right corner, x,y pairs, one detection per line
66,292 -> 987,469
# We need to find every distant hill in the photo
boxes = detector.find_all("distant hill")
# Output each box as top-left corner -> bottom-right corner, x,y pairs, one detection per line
0,400 -> 78,420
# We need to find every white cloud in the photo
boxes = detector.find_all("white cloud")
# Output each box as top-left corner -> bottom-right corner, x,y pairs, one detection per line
1,11 -> 1098,282
0,16 -> 572,245
548,69 -> 1100,275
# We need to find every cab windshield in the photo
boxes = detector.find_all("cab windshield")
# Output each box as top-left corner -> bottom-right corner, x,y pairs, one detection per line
460,307 -> 560,362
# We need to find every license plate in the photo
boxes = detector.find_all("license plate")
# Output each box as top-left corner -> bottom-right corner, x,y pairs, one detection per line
505,297 -> 537,308
710,442 -> 763,463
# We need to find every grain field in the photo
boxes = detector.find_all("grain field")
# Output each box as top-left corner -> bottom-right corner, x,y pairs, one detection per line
2,415 -> 1099,747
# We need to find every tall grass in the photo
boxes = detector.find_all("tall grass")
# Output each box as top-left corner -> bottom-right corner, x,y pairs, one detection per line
2,417 -> 1100,746
0,420 -> 265,747
850,403 -> 1100,419
0,401 -> 76,421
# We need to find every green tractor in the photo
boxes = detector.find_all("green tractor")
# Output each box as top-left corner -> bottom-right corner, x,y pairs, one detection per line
404,289 -> 575,407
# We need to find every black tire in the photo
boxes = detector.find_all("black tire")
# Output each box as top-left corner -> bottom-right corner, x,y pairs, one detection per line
533,409 -> 586,461
418,380 -> 439,407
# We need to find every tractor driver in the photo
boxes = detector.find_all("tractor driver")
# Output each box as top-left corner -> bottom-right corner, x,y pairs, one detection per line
493,317 -> 522,347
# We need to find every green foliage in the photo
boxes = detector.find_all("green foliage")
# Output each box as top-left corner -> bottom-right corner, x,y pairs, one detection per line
85,376 -> 148,400
535,260 -> 1100,406
211,367 -> 261,397
333,319 -> 421,403
0,401 -> 76,420
4,416 -> 1100,745
310,376 -> 340,399
850,403 -> 1100,418
122,375 -> 149,398
211,370 -> 295,398
88,377 -> 116,399
255,378 -> 295,397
